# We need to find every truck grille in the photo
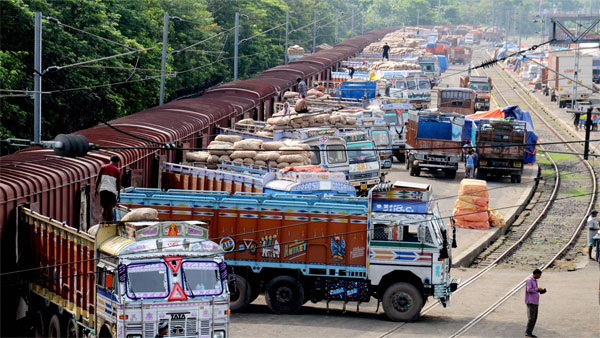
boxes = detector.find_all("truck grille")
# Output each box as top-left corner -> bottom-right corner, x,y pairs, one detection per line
170,317 -> 197,337
350,172 -> 377,181
200,320 -> 210,336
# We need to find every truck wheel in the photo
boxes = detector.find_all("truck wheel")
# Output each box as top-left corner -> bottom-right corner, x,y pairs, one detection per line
32,310 -> 46,338
265,275 -> 304,314
382,282 -> 424,322
444,169 -> 456,179
47,314 -> 62,338
405,155 -> 412,170
66,317 -> 80,338
230,274 -> 252,311
516,175 -> 522,183
477,170 -> 487,180
413,167 -> 421,177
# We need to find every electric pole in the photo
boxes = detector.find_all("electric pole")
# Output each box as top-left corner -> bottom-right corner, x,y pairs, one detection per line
572,16 -> 581,111
351,8 -> 355,37
335,12 -> 339,44
234,12 -> 239,81
33,12 -> 42,144
159,13 -> 169,105
313,9 -> 317,53
285,11 -> 289,64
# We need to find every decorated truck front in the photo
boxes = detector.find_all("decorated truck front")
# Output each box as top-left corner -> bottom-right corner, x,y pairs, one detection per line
19,207 -> 229,338
343,131 -> 381,193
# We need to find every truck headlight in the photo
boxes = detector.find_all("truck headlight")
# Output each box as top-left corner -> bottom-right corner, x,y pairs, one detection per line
213,330 -> 226,338
513,161 -> 521,167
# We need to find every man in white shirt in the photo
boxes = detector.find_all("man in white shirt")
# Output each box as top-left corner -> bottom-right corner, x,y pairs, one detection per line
282,97 -> 290,115
588,210 -> 600,259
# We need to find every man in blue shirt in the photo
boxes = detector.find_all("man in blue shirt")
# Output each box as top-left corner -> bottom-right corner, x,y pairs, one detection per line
465,150 -> 475,178
297,77 -> 307,97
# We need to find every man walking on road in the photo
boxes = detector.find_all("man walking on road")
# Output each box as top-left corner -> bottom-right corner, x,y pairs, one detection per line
587,210 -> 599,259
465,149 -> 475,178
95,155 -> 121,222
525,268 -> 546,338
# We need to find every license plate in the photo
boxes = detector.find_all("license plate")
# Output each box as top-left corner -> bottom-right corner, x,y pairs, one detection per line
360,184 -> 367,190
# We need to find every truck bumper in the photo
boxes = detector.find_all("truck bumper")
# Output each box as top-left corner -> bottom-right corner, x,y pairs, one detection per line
433,278 -> 461,305
479,165 -> 522,174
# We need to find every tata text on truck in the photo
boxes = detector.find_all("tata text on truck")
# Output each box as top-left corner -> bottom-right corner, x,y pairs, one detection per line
19,208 -> 229,338
405,111 -> 464,179
119,181 -> 459,322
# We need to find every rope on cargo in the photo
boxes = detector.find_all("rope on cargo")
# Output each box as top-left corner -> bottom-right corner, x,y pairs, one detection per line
1,186 -> 597,281
101,121 -> 175,148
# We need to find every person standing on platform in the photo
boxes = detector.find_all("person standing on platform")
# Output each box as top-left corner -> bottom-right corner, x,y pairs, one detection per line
382,43 -> 390,61
95,155 -> 121,222
282,97 -> 290,116
525,269 -> 546,338
587,210 -> 599,260
348,66 -> 355,79
297,77 -> 307,97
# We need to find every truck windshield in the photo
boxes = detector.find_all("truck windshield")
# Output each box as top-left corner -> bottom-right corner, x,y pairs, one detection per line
421,63 -> 434,71
372,131 -> 390,146
310,146 -> 321,165
326,144 -> 347,164
181,261 -> 223,296
418,80 -> 431,90
469,83 -> 489,92
407,80 -> 417,90
126,262 -> 169,299
395,80 -> 407,90
383,113 -> 398,124
347,141 -> 377,163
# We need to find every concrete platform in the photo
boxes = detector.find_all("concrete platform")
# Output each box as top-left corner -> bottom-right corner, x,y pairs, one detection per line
386,162 -> 539,267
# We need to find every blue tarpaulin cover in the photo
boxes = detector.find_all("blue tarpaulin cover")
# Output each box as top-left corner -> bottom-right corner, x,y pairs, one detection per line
464,105 -> 538,164
436,55 -> 448,73
426,43 -> 436,49
338,81 -> 376,99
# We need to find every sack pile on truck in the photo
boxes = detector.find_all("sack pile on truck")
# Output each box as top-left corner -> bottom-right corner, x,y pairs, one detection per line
453,179 -> 490,229
265,112 -> 358,130
369,61 -> 421,71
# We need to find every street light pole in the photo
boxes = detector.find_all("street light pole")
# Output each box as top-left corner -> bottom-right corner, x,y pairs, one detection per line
285,11 -> 289,64
159,13 -> 169,105
33,12 -> 42,144
234,12 -> 239,81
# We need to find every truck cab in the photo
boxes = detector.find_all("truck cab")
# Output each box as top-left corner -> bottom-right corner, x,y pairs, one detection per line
418,56 -> 440,87
369,181 -> 458,320
476,119 -> 526,183
343,131 -> 381,194
460,76 -> 492,112
437,87 -> 476,115
388,72 -> 432,110
361,120 -> 393,173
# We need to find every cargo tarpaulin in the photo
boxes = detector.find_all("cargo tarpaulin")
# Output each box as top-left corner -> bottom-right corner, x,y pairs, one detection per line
464,106 -> 538,164
436,55 -> 449,73
338,81 -> 376,99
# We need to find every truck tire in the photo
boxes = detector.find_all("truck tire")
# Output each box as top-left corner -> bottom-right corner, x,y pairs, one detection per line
516,175 -> 522,183
511,175 -> 518,183
66,317 -> 80,338
382,282 -> 424,322
229,274 -> 252,311
405,155 -> 412,170
413,166 -> 421,177
32,310 -> 46,338
477,169 -> 487,180
47,314 -> 62,338
265,275 -> 304,314
444,169 -> 456,179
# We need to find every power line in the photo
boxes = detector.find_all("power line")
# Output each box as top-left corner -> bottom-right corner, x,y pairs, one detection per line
171,27 -> 235,55
43,16 -> 137,51
48,74 -> 164,94
239,22 -> 287,44
43,46 -> 158,74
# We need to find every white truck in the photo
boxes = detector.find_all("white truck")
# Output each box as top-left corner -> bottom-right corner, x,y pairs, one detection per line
548,51 -> 593,108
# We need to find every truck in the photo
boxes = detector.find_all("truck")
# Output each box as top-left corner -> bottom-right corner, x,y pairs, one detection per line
464,34 -> 474,46
460,76 -> 493,112
118,181 -> 459,322
437,87 -> 476,115
450,46 -> 472,65
18,207 -> 229,338
381,103 -> 410,162
360,119 -> 393,174
405,111 -> 464,179
548,51 -> 593,108
475,119 -> 526,183
387,72 -> 432,110
418,55 -> 441,87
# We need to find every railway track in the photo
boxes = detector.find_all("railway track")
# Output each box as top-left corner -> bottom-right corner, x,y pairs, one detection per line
379,45 -> 596,338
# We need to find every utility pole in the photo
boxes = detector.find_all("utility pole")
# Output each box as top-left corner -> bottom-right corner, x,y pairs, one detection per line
33,12 -> 42,144
335,11 -> 339,44
518,13 -> 522,49
417,10 -> 420,29
361,14 -> 364,34
351,8 -> 354,37
234,12 -> 239,81
312,9 -> 317,53
572,16 -> 581,111
285,11 -> 289,64
159,13 -> 169,105
491,1 -> 495,43
438,0 -> 441,23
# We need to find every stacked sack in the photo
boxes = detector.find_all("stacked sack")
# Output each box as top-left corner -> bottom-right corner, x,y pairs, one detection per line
266,113 -> 358,130
453,179 -> 490,229
369,61 -> 420,71
257,141 -> 313,169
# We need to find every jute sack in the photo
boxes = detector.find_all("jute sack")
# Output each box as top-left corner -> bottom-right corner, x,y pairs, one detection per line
279,146 -> 305,155
279,154 -> 307,164
233,140 -> 260,150
254,160 -> 267,167
207,155 -> 220,164
186,151 -> 210,162
277,162 -> 290,169
218,155 -> 231,162
290,162 -> 305,167
268,161 -> 278,168
255,151 -> 280,162
215,134 -> 243,143
283,91 -> 299,99
207,142 -> 233,155
233,158 -> 244,165
262,142 -> 284,150
121,208 -> 159,222
243,158 -> 255,165
230,150 -> 257,159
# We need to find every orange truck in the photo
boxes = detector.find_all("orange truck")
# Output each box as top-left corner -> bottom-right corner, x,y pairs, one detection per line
459,75 -> 492,111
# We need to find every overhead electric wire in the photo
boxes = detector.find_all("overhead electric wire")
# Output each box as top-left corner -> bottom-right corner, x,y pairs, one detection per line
239,22 -> 287,44
48,74 -> 164,94
43,16 -> 137,51
171,27 -> 235,55
43,46 -> 158,74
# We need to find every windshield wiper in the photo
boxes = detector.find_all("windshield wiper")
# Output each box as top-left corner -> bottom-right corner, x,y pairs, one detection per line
181,268 -> 197,298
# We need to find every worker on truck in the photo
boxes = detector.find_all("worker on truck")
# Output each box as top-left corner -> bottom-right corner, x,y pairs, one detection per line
95,155 -> 121,222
